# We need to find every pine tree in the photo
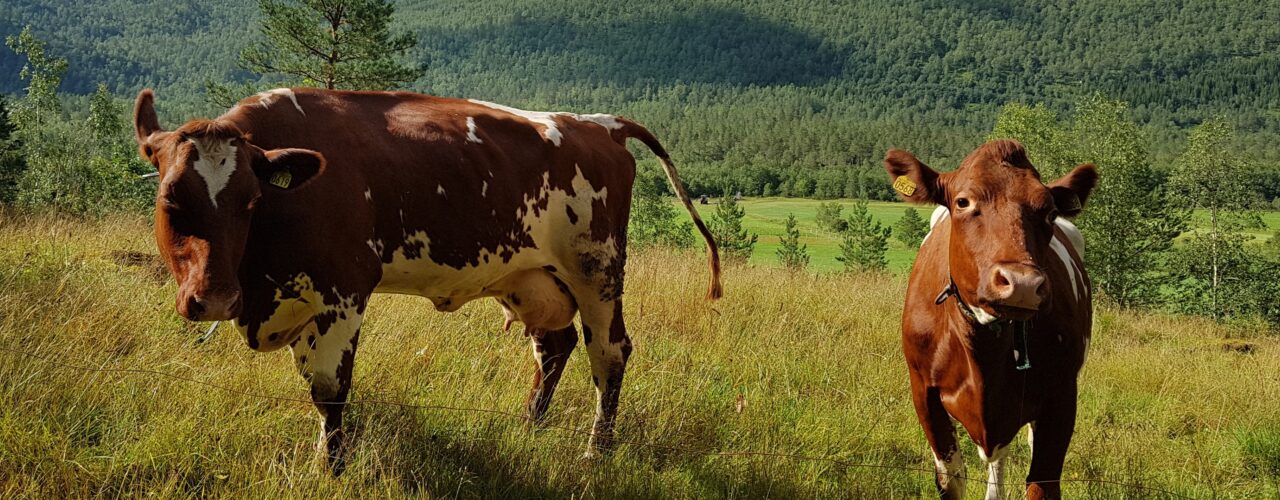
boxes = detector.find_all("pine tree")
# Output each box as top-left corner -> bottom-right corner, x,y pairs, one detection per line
240,0 -> 422,91
0,95 -> 25,203
892,207 -> 928,248
708,193 -> 758,263
837,200 -> 890,272
628,174 -> 694,250
814,201 -> 847,232
776,213 -> 809,271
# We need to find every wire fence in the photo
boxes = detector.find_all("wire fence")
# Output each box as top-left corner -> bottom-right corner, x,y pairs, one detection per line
0,345 -> 1195,498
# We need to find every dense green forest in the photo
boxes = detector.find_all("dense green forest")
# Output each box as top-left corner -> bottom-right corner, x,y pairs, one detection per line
2,0 -> 1279,199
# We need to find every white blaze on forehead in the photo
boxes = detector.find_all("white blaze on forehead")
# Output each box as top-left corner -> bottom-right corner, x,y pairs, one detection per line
465,117 -> 483,143
256,88 -> 305,115
190,137 -> 238,208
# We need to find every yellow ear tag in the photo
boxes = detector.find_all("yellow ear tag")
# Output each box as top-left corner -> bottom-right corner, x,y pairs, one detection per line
268,170 -> 292,189
893,176 -> 917,196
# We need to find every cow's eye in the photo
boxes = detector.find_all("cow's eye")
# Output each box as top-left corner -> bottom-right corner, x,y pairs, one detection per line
955,198 -> 971,209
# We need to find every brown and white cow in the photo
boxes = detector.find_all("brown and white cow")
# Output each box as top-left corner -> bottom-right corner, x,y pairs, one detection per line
133,88 -> 721,474
886,140 -> 1097,499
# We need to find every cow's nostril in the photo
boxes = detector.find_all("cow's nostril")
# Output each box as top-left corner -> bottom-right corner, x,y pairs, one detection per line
994,270 -> 1012,288
188,297 -> 206,320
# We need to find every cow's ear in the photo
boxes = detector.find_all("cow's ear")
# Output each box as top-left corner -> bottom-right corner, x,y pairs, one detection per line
252,148 -> 326,191
1048,163 -> 1098,217
884,149 -> 944,205
134,89 -> 163,160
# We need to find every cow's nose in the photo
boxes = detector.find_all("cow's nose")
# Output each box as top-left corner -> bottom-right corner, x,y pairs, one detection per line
190,290 -> 242,321
986,264 -> 1046,310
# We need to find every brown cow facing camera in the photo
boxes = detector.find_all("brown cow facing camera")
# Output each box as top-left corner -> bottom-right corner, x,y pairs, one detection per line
134,88 -> 722,475
886,140 -> 1097,500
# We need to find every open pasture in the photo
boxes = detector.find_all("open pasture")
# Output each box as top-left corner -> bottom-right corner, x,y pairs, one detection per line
0,214 -> 1277,497
733,198 -> 1280,273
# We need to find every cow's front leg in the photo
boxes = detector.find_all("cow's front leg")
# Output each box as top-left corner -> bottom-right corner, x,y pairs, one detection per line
526,324 -> 578,424
578,298 -> 631,458
290,314 -> 363,476
909,375 -> 966,499
1026,391 -> 1077,500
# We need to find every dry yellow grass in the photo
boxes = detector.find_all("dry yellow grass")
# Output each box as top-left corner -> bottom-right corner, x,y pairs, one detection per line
0,212 -> 1277,498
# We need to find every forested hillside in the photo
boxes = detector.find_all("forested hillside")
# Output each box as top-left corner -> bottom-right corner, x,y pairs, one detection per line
3,0 -> 1279,197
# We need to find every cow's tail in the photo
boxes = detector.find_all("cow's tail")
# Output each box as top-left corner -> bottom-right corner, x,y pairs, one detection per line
616,118 -> 723,300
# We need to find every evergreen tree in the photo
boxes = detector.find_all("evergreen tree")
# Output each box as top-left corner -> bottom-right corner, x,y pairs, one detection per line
240,0 -> 422,91
628,174 -> 695,250
1167,118 -> 1257,319
892,207 -> 928,248
776,213 -> 809,271
814,201 -> 847,232
0,95 -> 25,203
708,193 -> 757,263
836,200 -> 890,272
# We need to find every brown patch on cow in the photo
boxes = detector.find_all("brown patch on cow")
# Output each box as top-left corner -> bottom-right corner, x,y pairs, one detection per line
589,198 -> 611,243
314,310 -> 339,336
609,301 -> 627,343
566,205 -> 578,224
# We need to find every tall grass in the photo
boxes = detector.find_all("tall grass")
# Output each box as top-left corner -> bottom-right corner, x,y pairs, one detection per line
0,213 -> 1276,498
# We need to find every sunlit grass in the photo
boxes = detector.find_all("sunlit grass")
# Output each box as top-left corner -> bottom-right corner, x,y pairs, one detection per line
0,213 -> 1276,497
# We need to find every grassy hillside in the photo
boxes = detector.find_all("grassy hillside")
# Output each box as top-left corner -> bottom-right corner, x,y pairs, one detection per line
1,214 -> 1277,497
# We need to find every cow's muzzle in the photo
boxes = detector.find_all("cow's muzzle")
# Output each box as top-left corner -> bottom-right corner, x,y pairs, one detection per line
980,263 -> 1047,316
179,289 -> 242,322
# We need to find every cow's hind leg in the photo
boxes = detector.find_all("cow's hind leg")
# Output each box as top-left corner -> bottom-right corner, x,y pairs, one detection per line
526,324 -> 578,424
577,297 -> 632,458
289,310 -> 364,476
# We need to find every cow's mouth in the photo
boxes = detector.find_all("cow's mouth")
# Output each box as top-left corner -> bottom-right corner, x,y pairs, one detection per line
989,303 -> 1039,321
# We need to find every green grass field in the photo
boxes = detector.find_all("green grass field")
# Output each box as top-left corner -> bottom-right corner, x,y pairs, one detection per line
1,213 -> 1278,498
732,198 -> 1280,273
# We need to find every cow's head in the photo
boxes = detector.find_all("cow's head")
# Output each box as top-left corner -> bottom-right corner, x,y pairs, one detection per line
134,89 -> 325,322
886,140 -> 1097,322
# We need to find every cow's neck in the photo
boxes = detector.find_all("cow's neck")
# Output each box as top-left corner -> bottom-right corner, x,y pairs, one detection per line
938,275 -> 1036,371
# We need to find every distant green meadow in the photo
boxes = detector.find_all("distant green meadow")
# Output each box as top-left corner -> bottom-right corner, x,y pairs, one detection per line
725,197 -> 1280,273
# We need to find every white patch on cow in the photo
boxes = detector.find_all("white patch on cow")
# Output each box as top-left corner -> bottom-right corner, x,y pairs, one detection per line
364,189 -> 372,201
190,137 -> 237,208
469,99 -> 565,146
933,448 -> 966,497
436,184 -> 446,196
972,305 -> 1001,325
575,113 -> 623,130
255,88 -> 305,115
232,272 -> 358,355
922,205 -> 950,246
1027,421 -> 1036,452
982,444 -> 1009,500
466,117 -> 483,143
374,166 -> 611,313
481,181 -> 488,197
1053,216 -> 1089,304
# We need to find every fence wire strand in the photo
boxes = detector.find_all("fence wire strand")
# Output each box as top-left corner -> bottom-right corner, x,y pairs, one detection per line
0,345 -> 1193,498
